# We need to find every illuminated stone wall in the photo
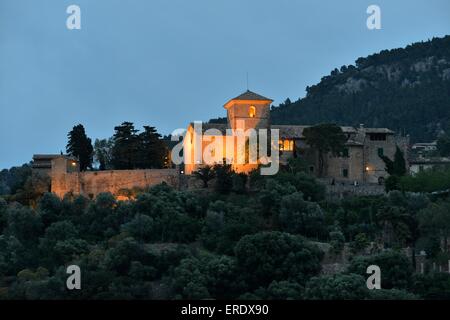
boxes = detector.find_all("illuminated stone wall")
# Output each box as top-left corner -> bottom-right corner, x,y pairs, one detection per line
50,157 -> 179,198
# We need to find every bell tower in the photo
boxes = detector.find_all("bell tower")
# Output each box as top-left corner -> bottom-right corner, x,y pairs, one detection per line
224,90 -> 273,132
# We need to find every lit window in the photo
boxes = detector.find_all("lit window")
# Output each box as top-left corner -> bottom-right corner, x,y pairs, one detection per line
249,106 -> 256,118
279,139 -> 294,151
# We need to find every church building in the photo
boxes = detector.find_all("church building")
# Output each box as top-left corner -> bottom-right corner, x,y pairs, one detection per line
184,90 -> 409,184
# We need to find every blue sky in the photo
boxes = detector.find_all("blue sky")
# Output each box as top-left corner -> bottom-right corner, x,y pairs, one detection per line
0,0 -> 449,169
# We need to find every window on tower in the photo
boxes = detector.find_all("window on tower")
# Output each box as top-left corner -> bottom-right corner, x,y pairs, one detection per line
249,106 -> 256,118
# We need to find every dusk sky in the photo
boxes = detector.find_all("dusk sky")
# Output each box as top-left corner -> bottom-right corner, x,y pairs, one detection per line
0,0 -> 449,169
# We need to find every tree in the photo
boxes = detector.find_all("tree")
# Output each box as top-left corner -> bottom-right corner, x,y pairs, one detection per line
381,146 -> 407,191
10,171 -> 51,206
258,179 -> 296,216
377,191 -> 428,268
0,165 -> 32,196
111,122 -> 140,169
329,227 -> 346,256
350,233 -> 370,254
122,214 -> 154,242
418,201 -> 450,254
262,281 -> 303,300
304,274 -> 369,300
94,138 -> 114,170
393,146 -> 407,176
368,289 -> 418,300
138,126 -> 167,169
274,172 -> 325,202
234,231 -> 323,288
66,124 -> 94,171
200,201 -> 261,255
437,134 -> 450,156
348,250 -> 413,289
213,163 -> 233,194
278,192 -> 326,239
172,257 -> 210,299
381,146 -> 406,176
412,272 -> 450,299
5,205 -> 43,246
193,166 -> 215,188
303,124 -> 347,177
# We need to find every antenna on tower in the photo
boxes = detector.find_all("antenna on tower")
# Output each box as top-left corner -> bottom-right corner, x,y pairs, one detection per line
246,72 -> 249,91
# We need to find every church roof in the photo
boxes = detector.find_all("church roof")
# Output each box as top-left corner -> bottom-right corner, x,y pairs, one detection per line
231,90 -> 273,102
188,122 -> 228,135
188,123 -> 394,142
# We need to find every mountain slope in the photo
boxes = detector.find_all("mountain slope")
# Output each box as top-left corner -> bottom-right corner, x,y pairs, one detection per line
271,36 -> 450,142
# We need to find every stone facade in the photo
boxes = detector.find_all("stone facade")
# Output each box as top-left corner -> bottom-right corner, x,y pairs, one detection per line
324,126 -> 409,184
185,90 -> 409,184
409,156 -> 450,175
49,157 -> 179,199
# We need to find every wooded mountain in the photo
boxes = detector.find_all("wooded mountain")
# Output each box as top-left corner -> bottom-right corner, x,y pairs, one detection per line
269,36 -> 450,142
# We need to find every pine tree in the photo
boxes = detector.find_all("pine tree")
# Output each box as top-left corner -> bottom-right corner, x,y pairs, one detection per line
66,124 -> 93,171
111,122 -> 140,170
138,126 -> 167,168
94,138 -> 114,170
393,146 -> 407,176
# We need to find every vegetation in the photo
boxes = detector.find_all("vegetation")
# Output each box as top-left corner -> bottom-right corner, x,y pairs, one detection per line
270,36 -> 450,143
4,36 -> 450,300
380,146 -> 407,192
111,122 -> 168,170
1,161 -> 450,300
303,124 -> 347,177
398,167 -> 450,193
66,124 -> 94,171
193,166 -> 215,188
66,122 -> 168,171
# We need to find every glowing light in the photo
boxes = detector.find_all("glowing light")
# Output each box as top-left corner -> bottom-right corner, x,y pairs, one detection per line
249,106 -> 256,118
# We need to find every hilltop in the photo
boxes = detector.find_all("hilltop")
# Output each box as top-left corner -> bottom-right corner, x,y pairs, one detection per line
267,36 -> 450,142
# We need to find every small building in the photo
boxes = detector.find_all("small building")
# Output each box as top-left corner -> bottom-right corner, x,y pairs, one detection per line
411,142 -> 438,153
32,154 -> 80,175
409,156 -> 450,175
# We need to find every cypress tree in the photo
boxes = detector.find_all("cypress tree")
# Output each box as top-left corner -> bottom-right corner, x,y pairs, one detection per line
66,124 -> 93,171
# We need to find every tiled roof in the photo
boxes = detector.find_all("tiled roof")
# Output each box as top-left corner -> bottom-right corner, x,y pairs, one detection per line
271,125 -> 359,138
409,157 -> 450,164
188,123 -> 394,141
364,128 -> 394,134
33,154 -> 78,161
189,123 -> 228,135
231,90 -> 273,101
271,125 -> 307,138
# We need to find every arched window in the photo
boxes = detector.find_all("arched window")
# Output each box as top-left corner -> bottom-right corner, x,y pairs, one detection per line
249,106 -> 256,118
